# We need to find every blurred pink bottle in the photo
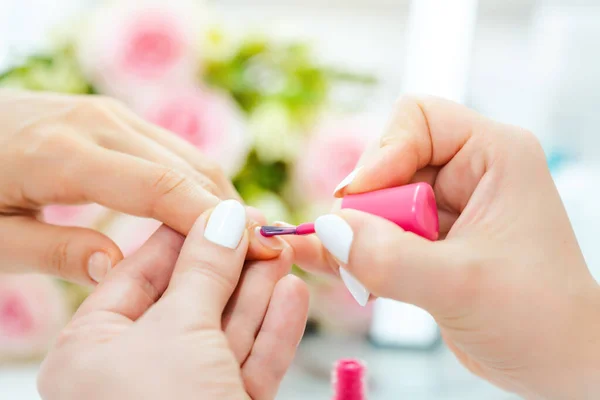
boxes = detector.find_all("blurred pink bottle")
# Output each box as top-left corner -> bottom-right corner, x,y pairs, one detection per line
332,359 -> 367,400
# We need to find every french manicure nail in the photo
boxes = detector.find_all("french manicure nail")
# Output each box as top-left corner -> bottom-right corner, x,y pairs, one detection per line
88,252 -> 112,283
314,214 -> 370,306
253,226 -> 284,251
339,267 -> 370,307
333,166 -> 363,195
204,200 -> 246,249
314,214 -> 354,263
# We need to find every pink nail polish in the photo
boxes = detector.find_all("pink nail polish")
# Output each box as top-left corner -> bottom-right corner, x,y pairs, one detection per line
332,359 -> 366,400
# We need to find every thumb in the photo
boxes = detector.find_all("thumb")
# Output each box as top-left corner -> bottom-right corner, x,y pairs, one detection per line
0,216 -> 123,285
314,209 -> 472,314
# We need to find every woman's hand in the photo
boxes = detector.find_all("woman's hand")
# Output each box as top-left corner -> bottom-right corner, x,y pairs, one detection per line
288,96 -> 600,398
0,90 -> 281,285
37,200 -> 309,400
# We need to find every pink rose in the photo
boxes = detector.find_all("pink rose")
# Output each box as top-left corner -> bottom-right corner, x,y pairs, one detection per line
0,275 -> 69,360
43,204 -> 107,228
295,115 -> 384,201
77,0 -> 204,100
139,87 -> 251,177
103,214 -> 162,258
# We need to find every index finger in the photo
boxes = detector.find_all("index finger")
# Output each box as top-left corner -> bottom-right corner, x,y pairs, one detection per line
19,142 -> 277,260
337,96 -> 482,197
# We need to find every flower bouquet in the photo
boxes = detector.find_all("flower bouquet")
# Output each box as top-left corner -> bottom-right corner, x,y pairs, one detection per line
0,0 -> 382,360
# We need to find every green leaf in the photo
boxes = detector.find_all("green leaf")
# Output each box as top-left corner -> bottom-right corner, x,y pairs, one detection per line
0,45 -> 94,94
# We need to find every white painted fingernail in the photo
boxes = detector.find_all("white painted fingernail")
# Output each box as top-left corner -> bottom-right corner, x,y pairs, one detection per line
333,167 -> 363,195
315,214 -> 370,306
88,252 -> 112,283
339,267 -> 370,307
204,200 -> 246,249
314,214 -> 354,263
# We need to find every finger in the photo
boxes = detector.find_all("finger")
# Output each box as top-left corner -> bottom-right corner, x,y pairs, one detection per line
73,226 -> 184,321
0,216 -> 123,286
278,198 -> 346,277
335,96 -> 487,213
12,138 -> 221,235
246,206 -> 267,225
241,275 -> 309,400
222,247 -> 293,363
111,104 -> 242,200
16,143 -> 276,260
155,200 -> 249,329
246,224 -> 286,262
277,222 -> 339,277
99,122 -> 225,198
314,209 -> 469,314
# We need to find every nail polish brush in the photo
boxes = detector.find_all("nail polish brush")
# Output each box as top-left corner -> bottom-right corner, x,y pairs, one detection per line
260,182 -> 439,241
260,222 -> 315,237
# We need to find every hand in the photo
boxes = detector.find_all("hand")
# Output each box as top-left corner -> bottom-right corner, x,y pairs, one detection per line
288,96 -> 600,398
37,200 -> 309,400
0,90 -> 281,285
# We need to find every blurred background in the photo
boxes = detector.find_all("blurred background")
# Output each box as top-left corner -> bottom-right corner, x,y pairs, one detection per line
1,0 -> 599,399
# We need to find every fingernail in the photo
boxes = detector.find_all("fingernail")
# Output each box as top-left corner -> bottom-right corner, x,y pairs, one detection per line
339,267 -> 370,307
314,214 -> 370,307
88,252 -> 112,283
333,167 -> 363,195
314,214 -> 353,263
204,200 -> 247,249
253,226 -> 285,252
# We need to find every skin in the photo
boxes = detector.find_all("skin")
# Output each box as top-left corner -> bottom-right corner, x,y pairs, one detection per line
38,209 -> 309,400
286,96 -> 600,399
0,90 -> 282,285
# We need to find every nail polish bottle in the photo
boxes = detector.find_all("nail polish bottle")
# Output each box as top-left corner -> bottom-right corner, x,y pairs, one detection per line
332,359 -> 367,400
261,182 -> 439,241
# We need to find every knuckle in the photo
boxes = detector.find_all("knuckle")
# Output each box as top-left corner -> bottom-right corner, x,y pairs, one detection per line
46,240 -> 72,279
19,123 -> 77,155
518,129 -> 545,157
184,260 -> 238,294
152,167 -> 189,194
202,160 -> 225,179
195,174 -> 221,197
382,95 -> 428,148
72,96 -> 122,125
392,94 -> 423,111
81,95 -> 122,111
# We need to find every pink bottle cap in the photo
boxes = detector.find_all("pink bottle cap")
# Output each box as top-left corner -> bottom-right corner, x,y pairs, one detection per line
341,182 -> 439,241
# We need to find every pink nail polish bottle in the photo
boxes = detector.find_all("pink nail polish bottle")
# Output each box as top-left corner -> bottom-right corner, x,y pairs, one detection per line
332,359 -> 366,400
341,182 -> 439,241
260,182 -> 439,241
